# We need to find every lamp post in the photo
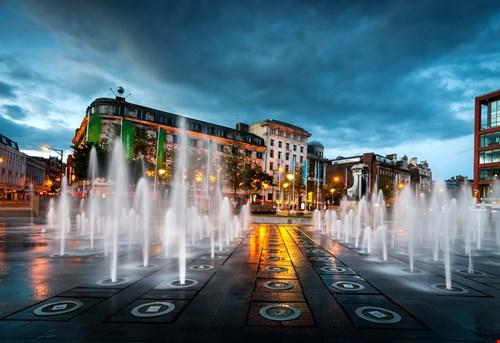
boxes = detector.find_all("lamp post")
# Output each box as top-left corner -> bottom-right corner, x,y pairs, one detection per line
330,188 -> 335,207
42,145 -> 64,188
286,173 -> 295,211
277,166 -> 284,211
283,182 -> 289,215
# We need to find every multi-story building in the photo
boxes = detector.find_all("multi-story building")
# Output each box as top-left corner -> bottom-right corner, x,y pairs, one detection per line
248,119 -> 310,205
473,90 -> 500,200
25,155 -> 46,192
307,141 -> 328,209
0,133 -> 26,200
326,153 -> 430,201
72,93 -> 266,198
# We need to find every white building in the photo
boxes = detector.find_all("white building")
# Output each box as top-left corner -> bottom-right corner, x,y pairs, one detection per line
249,119 -> 311,203
0,134 -> 26,200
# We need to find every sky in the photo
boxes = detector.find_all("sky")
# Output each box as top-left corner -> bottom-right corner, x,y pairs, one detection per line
1,0 -> 500,179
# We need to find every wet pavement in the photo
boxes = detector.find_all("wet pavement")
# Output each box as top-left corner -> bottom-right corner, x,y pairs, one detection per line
0,222 -> 499,342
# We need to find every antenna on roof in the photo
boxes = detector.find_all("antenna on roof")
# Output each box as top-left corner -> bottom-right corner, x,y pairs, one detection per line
110,86 -> 131,101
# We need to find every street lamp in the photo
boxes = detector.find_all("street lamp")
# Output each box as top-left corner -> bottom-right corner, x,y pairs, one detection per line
330,188 -> 335,206
41,144 -> 64,187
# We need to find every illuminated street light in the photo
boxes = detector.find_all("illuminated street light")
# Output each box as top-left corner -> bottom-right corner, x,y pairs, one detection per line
286,173 -> 294,181
333,176 -> 340,182
158,168 -> 166,176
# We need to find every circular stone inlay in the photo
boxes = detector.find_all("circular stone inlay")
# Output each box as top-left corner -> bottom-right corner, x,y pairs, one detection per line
99,278 -> 128,286
166,279 -> 198,288
33,300 -> 83,316
265,266 -> 289,273
430,283 -> 469,294
354,306 -> 402,324
259,304 -> 301,321
310,256 -> 335,262
263,280 -> 294,290
189,264 -> 214,271
331,281 -> 365,291
131,301 -> 175,318
266,249 -> 283,253
320,266 -> 347,273
455,269 -> 486,277
266,255 -> 287,261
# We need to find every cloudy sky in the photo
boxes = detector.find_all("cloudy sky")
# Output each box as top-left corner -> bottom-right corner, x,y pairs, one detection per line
1,0 -> 499,179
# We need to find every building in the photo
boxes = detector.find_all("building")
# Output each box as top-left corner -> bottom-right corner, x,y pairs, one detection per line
445,175 -> 472,199
25,155 -> 46,192
248,119 -> 310,205
473,90 -> 500,200
307,141 -> 328,209
326,153 -> 431,201
72,92 -> 266,198
0,133 -> 26,200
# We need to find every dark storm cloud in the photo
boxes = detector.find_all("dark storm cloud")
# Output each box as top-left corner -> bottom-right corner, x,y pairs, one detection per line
0,115 -> 74,151
1,104 -> 26,120
0,80 -> 16,99
21,0 -> 500,149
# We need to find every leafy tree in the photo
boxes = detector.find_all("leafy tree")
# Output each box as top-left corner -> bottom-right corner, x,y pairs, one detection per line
71,143 -> 109,181
222,146 -> 245,199
242,163 -> 273,201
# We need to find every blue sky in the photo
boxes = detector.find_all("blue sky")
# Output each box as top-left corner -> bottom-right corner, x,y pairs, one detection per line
1,0 -> 500,179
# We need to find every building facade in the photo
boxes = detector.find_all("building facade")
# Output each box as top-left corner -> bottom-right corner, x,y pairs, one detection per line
248,119 -> 310,205
473,90 -> 500,200
72,95 -> 266,198
25,155 -> 46,192
326,153 -> 431,201
0,134 -> 26,200
307,141 -> 328,209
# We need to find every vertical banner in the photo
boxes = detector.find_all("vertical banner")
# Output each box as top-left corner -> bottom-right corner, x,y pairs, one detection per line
87,114 -> 102,143
302,159 -> 307,184
121,119 -> 135,160
156,127 -> 166,167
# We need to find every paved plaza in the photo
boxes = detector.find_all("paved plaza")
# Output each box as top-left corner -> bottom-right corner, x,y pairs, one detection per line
0,222 -> 499,342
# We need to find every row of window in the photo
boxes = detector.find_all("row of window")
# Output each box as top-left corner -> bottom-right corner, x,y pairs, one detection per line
269,139 -> 304,152
479,148 -> 500,164
480,131 -> 500,148
479,167 -> 500,181
268,149 -> 304,163
90,104 -> 264,146
163,134 -> 263,159
267,128 -> 306,142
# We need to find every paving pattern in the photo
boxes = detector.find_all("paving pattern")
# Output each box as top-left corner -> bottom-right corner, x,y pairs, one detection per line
0,223 -> 499,342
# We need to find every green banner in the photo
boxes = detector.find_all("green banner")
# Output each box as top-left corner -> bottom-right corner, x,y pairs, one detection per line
156,128 -> 166,168
87,114 -> 101,143
121,119 -> 135,160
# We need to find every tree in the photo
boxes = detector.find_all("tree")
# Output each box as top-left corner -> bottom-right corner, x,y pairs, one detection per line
378,178 -> 394,202
71,142 -> 109,181
222,146 -> 245,199
242,163 -> 273,201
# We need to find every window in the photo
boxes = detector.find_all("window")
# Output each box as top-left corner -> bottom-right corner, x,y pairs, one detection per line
270,139 -> 275,146
256,152 -> 263,159
293,144 -> 297,151
270,149 -> 274,158
489,100 -> 500,128
278,141 -> 282,148
98,105 -> 108,114
480,132 -> 500,147
479,167 -> 500,180
293,154 -> 296,162
300,146 -> 304,153
278,151 -> 282,160
190,139 -> 198,147
285,152 -> 289,161
217,144 -> 224,152
286,143 -> 290,150
245,150 -> 251,157
300,156 -> 303,163
269,162 -> 274,171
285,165 -> 289,172
480,148 -> 500,164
